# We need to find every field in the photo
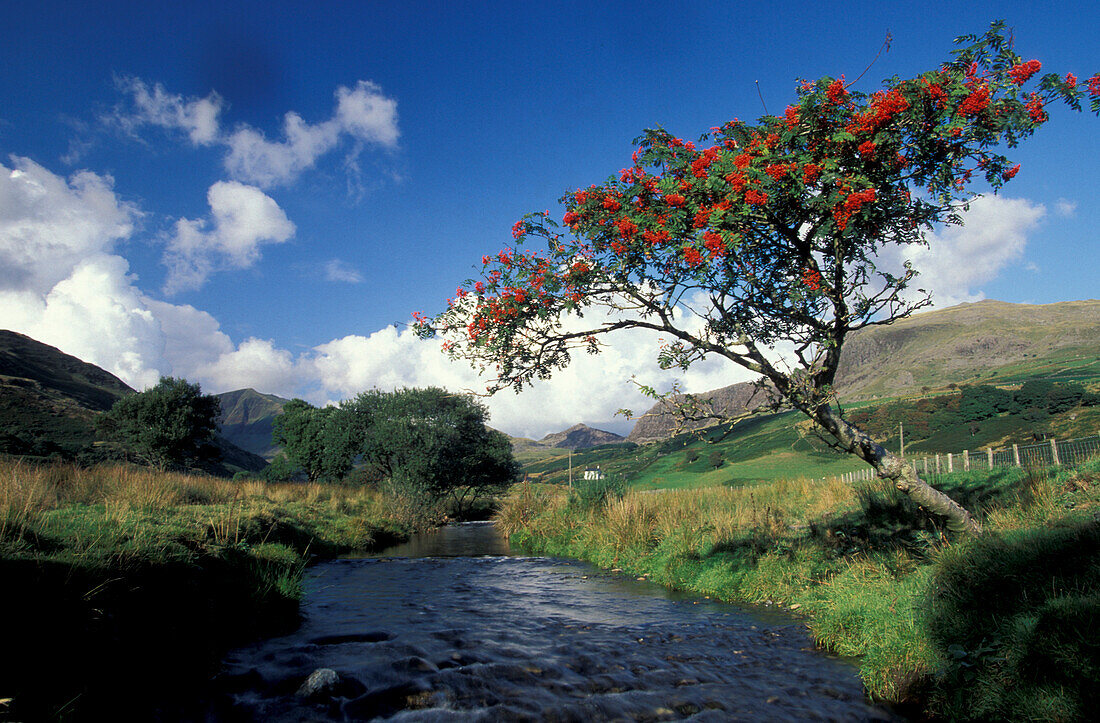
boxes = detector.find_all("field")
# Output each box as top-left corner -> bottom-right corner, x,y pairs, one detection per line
521,368 -> 1100,493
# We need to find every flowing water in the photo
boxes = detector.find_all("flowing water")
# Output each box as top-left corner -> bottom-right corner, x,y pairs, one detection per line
211,522 -> 899,721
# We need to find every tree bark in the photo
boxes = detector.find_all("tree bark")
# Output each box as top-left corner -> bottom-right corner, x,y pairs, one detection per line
814,405 -> 982,536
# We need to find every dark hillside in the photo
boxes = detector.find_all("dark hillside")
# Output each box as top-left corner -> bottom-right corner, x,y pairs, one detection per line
0,330 -> 133,410
0,331 -> 267,474
216,388 -> 289,460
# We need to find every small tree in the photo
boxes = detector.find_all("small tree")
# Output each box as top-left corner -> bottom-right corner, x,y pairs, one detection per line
348,387 -> 520,516
422,24 -> 1097,534
271,399 -> 360,482
98,376 -> 220,469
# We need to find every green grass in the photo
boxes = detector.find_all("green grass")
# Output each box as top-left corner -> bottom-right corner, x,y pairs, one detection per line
497,459 -> 1100,719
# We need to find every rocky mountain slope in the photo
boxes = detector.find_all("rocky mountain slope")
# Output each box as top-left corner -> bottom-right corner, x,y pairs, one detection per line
627,300 -> 1100,444
538,423 -> 625,449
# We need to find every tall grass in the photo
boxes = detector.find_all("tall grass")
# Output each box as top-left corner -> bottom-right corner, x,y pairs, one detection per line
498,460 -> 1100,719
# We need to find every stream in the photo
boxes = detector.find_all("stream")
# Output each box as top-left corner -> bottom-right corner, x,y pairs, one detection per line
209,522 -> 899,721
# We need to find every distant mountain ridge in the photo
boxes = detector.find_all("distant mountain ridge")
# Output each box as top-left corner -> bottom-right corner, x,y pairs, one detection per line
626,299 -> 1100,444
539,423 -> 625,449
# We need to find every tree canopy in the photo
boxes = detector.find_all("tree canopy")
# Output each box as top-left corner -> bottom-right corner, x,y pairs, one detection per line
98,376 -> 221,469
421,23 -> 1097,534
271,388 -> 519,516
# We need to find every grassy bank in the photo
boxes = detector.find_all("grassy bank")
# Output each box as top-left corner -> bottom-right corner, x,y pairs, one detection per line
0,459 -> 410,720
497,461 -> 1100,720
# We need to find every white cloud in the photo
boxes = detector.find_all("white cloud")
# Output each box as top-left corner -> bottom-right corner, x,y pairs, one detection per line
297,307 -> 753,439
111,77 -> 223,146
0,157 -> 137,293
193,337 -> 298,396
1056,198 -> 1077,217
222,81 -> 399,188
335,80 -> 400,147
323,258 -> 364,283
163,180 -> 294,293
887,195 -> 1045,308
111,77 -> 399,188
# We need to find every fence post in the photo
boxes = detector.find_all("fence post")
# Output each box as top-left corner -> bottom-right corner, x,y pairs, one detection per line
936,454 -> 941,474
922,457 -> 928,475
948,453 -> 954,473
1013,443 -> 1020,467
1050,438 -> 1060,465
963,449 -> 970,471
987,448 -> 994,469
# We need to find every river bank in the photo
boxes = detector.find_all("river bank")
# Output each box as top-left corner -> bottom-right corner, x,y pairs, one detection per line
497,460 -> 1100,720
0,459 -> 409,720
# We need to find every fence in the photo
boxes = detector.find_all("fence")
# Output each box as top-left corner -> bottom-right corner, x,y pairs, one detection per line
829,433 -> 1100,485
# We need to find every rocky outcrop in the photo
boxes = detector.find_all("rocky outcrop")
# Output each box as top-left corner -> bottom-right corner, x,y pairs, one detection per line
626,381 -> 772,445
539,424 -> 625,449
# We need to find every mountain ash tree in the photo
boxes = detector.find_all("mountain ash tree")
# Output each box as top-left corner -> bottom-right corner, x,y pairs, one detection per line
420,23 -> 1098,534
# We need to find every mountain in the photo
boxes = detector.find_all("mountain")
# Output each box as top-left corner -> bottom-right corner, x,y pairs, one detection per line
627,299 -> 1100,444
0,331 -> 134,458
0,330 -> 133,411
538,423 -> 625,449
627,381 -> 772,445
0,330 -> 267,474
215,388 -> 290,461
831,299 -> 1100,399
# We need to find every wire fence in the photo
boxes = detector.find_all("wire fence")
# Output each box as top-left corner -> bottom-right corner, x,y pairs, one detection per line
829,433 -> 1100,485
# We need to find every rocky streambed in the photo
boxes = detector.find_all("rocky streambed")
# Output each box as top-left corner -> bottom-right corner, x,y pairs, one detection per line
208,522 -> 898,721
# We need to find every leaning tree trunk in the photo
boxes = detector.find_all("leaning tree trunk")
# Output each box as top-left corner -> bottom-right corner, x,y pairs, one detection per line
814,405 -> 982,536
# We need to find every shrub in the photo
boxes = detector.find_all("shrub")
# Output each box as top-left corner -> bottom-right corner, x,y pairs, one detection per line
568,474 -> 626,511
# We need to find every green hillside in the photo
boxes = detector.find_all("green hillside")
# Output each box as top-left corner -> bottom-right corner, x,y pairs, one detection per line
215,388 -> 289,461
525,379 -> 1100,491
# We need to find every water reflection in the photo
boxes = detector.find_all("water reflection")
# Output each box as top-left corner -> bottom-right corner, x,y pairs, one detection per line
215,523 -> 898,721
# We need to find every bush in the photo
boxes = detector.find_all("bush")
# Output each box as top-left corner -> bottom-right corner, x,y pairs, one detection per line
568,474 -> 626,511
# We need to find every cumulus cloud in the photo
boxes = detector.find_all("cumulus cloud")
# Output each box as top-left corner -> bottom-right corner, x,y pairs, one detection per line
163,180 -> 295,293
0,156 -> 292,394
193,337 -> 298,395
0,157 -> 137,293
299,308 -> 754,439
112,77 -> 399,188
0,157 -> 165,387
885,195 -> 1045,308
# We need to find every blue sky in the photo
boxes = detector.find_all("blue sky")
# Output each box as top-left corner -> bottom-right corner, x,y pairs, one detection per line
2,1 -> 1097,438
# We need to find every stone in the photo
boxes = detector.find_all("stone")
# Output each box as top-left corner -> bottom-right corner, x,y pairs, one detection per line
296,668 -> 340,698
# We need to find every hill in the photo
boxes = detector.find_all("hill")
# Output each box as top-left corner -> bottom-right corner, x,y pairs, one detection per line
0,330 -> 133,411
0,330 -> 267,474
627,300 -> 1100,444
0,331 -> 133,458
215,388 -> 290,461
539,423 -> 624,449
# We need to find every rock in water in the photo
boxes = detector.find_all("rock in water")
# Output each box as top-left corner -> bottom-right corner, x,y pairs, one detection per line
296,668 -> 340,698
